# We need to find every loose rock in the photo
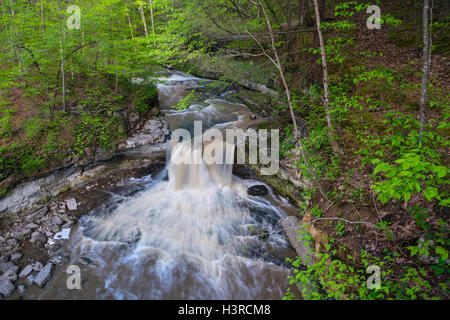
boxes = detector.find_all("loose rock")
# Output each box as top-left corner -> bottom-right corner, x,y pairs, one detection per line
19,265 -> 34,279
33,261 -> 43,272
65,198 -> 77,211
10,253 -> 22,261
51,215 -> 63,226
0,279 -> 15,297
10,227 -> 32,239
79,257 -> 93,266
25,207 -> 49,223
1,268 -> 17,282
30,232 -> 46,248
247,185 -> 269,196
0,261 -> 18,274
25,223 -> 39,230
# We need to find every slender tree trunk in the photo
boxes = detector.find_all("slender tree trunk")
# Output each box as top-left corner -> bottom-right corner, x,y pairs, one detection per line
70,57 -> 74,81
140,6 -> 148,37
60,41 -> 66,112
148,0 -> 155,35
312,0 -> 342,156
40,0 -> 45,32
80,0 -> 85,49
115,74 -> 119,94
419,0 -> 432,133
127,9 -> 134,39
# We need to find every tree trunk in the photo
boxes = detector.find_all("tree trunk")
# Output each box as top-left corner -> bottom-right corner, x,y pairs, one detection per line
419,0 -> 432,133
40,0 -> 45,32
312,0 -> 343,156
115,74 -> 119,94
60,41 -> 66,112
140,6 -> 148,37
127,9 -> 134,39
148,0 -> 155,36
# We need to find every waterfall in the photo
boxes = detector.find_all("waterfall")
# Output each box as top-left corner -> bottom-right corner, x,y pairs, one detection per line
167,137 -> 235,190
61,135 -> 294,299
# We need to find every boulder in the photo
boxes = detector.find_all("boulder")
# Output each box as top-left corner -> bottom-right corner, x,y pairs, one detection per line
247,185 -> 269,196
65,198 -> 78,211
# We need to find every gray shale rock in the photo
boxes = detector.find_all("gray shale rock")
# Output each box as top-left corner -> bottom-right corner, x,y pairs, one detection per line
124,118 -> 170,149
10,253 -> 22,261
280,216 -> 314,265
33,261 -> 43,272
0,279 -> 15,297
34,263 -> 53,287
25,223 -> 39,230
26,207 -> 49,223
0,261 -> 18,274
4,239 -> 18,253
51,215 -> 63,226
1,268 -> 18,282
19,264 -> 34,279
17,284 -> 26,293
65,198 -> 77,211
10,226 -> 32,239
30,232 -> 47,248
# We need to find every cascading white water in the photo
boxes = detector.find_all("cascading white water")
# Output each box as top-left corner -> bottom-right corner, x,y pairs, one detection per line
32,138 -> 295,299
167,138 -> 235,190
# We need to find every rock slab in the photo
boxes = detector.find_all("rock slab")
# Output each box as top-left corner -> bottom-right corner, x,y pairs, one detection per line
280,215 -> 314,265
34,263 -> 53,287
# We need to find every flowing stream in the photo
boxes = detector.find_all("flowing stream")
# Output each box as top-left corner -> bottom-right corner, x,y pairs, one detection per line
24,71 -> 299,299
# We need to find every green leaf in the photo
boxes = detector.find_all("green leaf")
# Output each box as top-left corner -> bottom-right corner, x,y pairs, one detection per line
407,246 -> 419,256
403,191 -> 411,203
435,246 -> 448,261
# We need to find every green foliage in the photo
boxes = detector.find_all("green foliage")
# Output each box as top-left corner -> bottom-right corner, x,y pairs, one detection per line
74,113 -> 122,155
172,90 -> 196,112
134,81 -> 159,115
285,228 -> 448,300
364,112 -> 449,206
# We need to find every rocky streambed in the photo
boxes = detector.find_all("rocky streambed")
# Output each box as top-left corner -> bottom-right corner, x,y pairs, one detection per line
0,120 -> 169,298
